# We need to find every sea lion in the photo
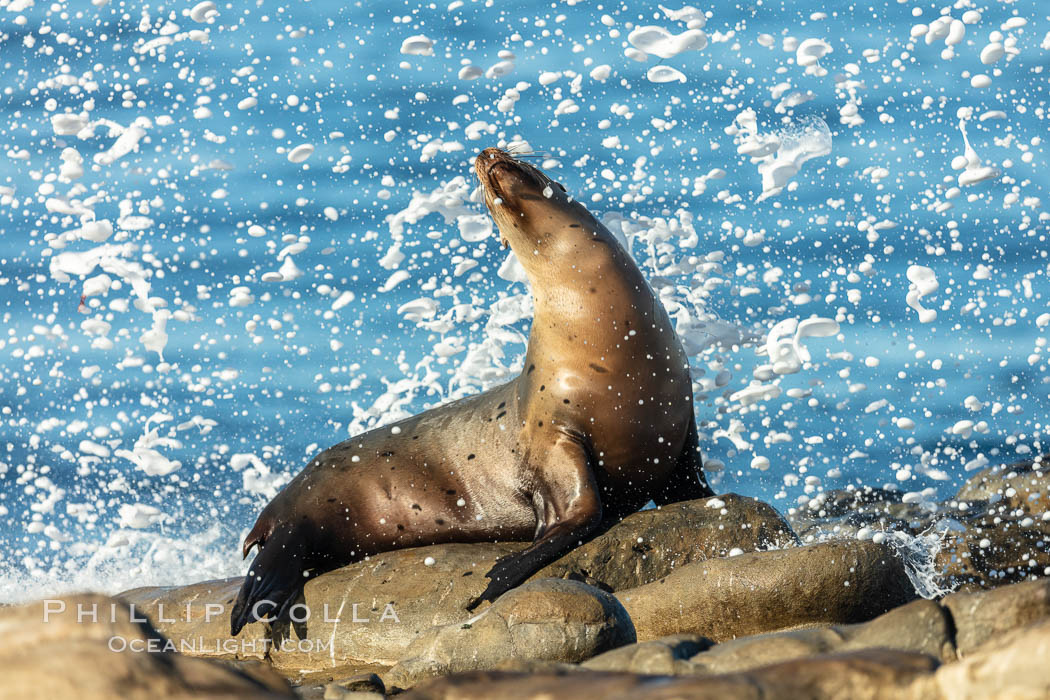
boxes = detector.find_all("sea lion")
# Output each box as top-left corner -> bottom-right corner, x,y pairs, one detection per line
230,147 -> 713,635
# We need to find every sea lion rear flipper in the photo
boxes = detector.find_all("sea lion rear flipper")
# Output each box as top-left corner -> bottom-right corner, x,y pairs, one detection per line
467,433 -> 602,610
653,418 -> 714,506
230,525 -> 305,636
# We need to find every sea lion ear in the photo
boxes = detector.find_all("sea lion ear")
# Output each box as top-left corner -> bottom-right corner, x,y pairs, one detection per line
556,182 -> 567,193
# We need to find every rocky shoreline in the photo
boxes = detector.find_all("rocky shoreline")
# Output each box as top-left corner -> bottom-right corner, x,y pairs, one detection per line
3,455 -> 1048,699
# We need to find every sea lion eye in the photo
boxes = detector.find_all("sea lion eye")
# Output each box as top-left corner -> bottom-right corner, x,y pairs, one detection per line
556,182 -> 566,193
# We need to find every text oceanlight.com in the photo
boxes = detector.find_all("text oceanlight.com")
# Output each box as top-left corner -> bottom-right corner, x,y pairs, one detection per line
108,636 -> 335,654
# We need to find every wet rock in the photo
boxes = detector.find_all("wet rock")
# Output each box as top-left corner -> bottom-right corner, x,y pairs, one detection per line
938,454 -> 1050,592
335,673 -> 385,694
122,495 -> 794,673
933,617 -> 1050,698
124,542 -> 519,675
785,486 -> 920,542
943,578 -> 1050,655
788,485 -> 907,533
838,598 -> 956,662
956,453 -> 1050,513
385,579 -> 634,688
312,673 -> 386,699
121,577 -> 271,662
616,539 -> 916,642
490,658 -> 582,674
322,687 -> 383,700
541,494 -> 797,591
401,649 -> 938,699
0,593 -> 294,699
686,626 -> 842,675
732,649 -> 938,699
934,509 -> 1050,591
685,598 -> 955,675
402,616 -> 1050,699
582,634 -> 712,674
790,496 -> 949,545
269,542 -> 514,672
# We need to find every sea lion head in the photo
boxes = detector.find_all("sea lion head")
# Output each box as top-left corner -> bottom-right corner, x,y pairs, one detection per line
475,147 -> 596,254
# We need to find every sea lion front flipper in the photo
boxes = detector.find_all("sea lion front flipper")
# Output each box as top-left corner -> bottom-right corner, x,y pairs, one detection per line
653,417 -> 714,506
230,524 -> 305,636
466,432 -> 602,610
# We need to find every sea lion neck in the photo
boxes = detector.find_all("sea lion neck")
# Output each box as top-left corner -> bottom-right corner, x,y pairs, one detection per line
473,147 -> 640,290
523,230 -> 664,369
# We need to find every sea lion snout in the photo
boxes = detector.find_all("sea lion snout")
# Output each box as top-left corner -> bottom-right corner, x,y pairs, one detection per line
487,161 -> 534,199
476,149 -> 535,199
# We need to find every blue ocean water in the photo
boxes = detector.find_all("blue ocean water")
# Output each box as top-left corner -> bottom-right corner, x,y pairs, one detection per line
0,1 -> 1046,596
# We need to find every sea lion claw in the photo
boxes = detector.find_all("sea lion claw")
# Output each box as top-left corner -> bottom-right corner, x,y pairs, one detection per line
465,555 -> 524,610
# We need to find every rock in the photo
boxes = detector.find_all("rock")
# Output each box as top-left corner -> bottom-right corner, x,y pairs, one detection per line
323,688 -> 383,700
686,626 -> 843,675
925,454 -> 1050,591
838,598 -> 956,662
933,617 -> 1050,698
0,593 -> 295,699
122,495 -> 794,674
540,494 -> 797,591
818,485 -> 907,517
786,486 -> 933,543
121,577 -> 271,662
385,579 -> 634,688
582,634 -> 712,674
729,649 -> 938,699
615,540 -> 917,642
956,453 -> 1050,512
125,542 -> 520,675
315,673 -> 387,699
401,649 -> 938,699
335,673 -> 385,694
490,658 -> 583,674
684,598 -> 955,675
943,578 -> 1050,655
402,617 -> 1050,699
934,510 -> 1050,591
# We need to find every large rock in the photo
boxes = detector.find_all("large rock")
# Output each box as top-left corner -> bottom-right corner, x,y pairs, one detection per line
582,634 -> 711,674
684,598 -> 955,675
120,578 -> 271,663
956,453 -> 1049,512
123,544 -> 526,674
402,649 -> 939,699
0,593 -> 294,699
943,578 -> 1050,655
837,599 -> 956,662
122,494 -> 795,673
236,542 -> 515,672
615,539 -> 917,642
581,598 -> 954,678
386,579 -> 634,688
931,618 -> 1050,699
540,494 -> 797,591
404,618 -> 1050,699
934,510 -> 1050,591
940,454 -> 1050,590
787,485 -> 916,542
686,626 -> 844,675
